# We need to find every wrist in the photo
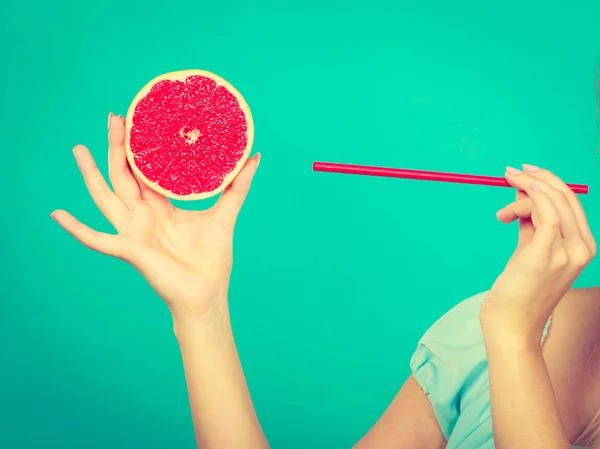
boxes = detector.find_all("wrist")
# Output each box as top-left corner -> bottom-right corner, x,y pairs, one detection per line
480,310 -> 543,351
170,297 -> 232,342
479,293 -> 547,345
481,323 -> 541,351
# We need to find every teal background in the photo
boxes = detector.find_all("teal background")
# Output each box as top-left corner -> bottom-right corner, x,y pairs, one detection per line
2,1 -> 600,448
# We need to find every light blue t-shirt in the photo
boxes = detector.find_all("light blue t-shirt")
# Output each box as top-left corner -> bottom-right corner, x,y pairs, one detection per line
410,292 -> 572,449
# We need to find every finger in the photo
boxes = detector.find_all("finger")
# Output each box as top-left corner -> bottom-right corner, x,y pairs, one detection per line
522,164 -> 595,252
132,168 -> 174,205
514,189 -> 535,247
108,113 -> 141,208
74,145 -> 126,225
496,197 -> 533,223
496,196 -> 537,247
51,210 -> 123,257
215,153 -> 260,225
113,115 -> 172,210
505,168 -> 581,241
523,184 -> 561,255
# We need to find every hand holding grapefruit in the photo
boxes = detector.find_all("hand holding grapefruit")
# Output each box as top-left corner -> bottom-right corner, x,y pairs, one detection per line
51,112 -> 260,320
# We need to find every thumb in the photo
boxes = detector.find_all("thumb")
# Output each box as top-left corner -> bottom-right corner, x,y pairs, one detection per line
215,153 -> 260,224
496,197 -> 533,223
496,193 -> 536,247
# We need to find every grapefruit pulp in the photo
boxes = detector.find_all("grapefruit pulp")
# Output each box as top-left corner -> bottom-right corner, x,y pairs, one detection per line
125,70 -> 254,200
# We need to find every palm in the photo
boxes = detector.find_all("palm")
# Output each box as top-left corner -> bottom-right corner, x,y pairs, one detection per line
52,115 -> 259,314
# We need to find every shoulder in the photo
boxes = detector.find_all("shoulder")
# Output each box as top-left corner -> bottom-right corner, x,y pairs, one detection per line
546,288 -> 600,378
427,291 -> 488,330
417,291 -> 488,348
543,287 -> 600,441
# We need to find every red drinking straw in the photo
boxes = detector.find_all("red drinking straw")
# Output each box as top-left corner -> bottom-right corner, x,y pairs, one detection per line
312,162 -> 589,195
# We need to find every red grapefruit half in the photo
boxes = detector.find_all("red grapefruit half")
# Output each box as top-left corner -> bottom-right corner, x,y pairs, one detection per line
125,70 -> 254,200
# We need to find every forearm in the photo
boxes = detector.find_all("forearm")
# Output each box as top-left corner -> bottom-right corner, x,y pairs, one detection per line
483,328 -> 570,449
173,310 -> 269,449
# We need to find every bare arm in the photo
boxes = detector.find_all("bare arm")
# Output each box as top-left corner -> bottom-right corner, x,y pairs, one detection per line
174,313 -> 269,449
54,115 -> 268,449
353,376 -> 446,449
482,165 -> 597,449
483,329 -> 570,449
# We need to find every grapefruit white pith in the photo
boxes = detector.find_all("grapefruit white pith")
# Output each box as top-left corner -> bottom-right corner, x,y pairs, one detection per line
125,70 -> 254,200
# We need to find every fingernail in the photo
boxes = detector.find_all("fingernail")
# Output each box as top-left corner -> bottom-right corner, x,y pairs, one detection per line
522,164 -> 540,172
506,166 -> 522,175
530,183 -> 543,192
108,112 -> 114,131
50,212 -> 57,222
118,114 -> 122,119
255,153 -> 261,168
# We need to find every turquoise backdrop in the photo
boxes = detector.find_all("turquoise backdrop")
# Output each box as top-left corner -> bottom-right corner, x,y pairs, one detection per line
2,1 -> 600,448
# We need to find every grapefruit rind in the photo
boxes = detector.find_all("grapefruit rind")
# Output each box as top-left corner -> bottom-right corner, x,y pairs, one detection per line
124,70 -> 254,201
